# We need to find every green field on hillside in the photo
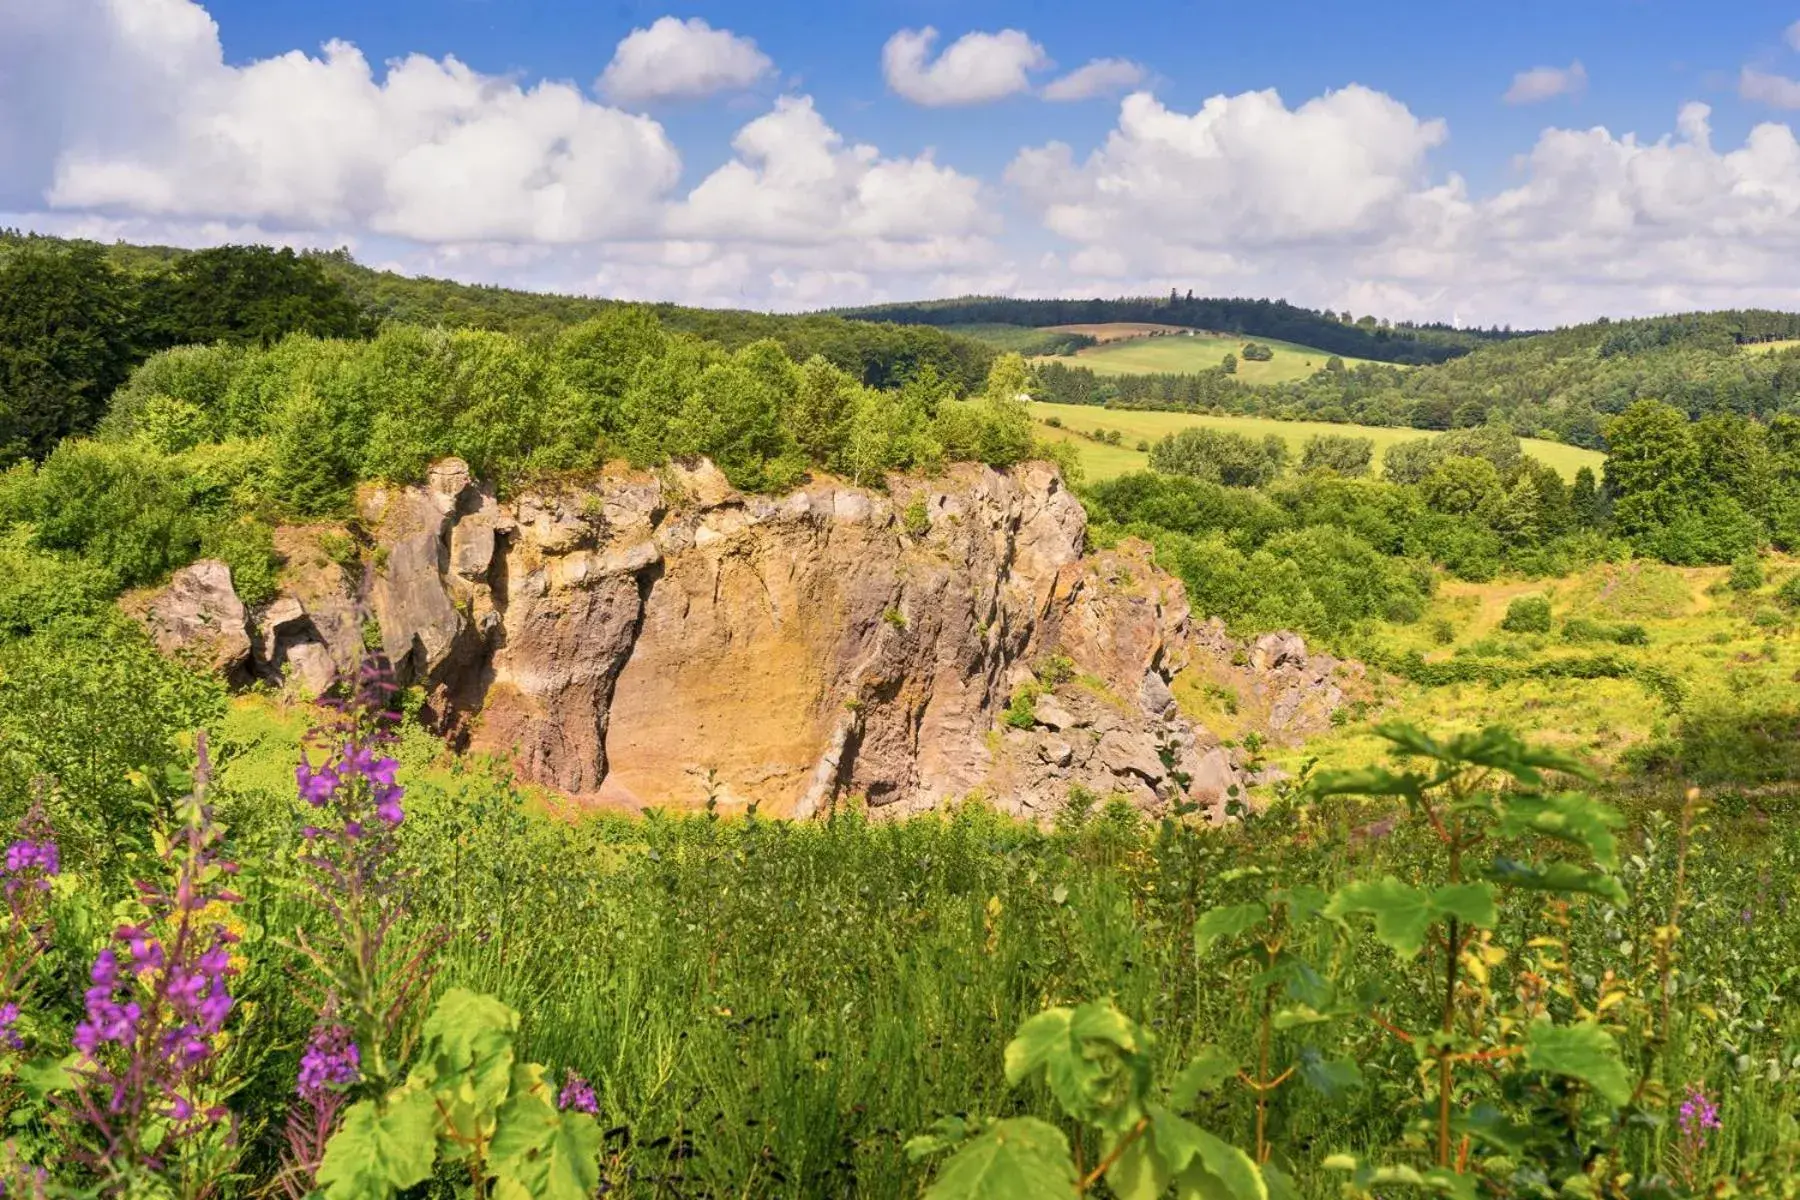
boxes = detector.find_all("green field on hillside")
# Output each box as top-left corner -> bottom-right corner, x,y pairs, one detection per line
1041,327 -> 1382,384
1034,401 -> 1606,481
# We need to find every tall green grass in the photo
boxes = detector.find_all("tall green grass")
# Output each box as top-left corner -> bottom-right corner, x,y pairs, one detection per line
197,738 -> 1800,1197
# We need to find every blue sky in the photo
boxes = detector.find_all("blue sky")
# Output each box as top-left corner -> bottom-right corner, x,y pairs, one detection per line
6,0 -> 1800,324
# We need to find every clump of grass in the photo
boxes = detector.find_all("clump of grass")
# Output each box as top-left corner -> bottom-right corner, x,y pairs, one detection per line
1572,560 -> 1691,619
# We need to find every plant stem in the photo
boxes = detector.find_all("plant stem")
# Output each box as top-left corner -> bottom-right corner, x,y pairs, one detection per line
1080,1116 -> 1149,1192
1438,824 -> 1463,1170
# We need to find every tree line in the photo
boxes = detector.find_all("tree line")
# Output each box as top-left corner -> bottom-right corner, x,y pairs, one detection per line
836,294 -> 1515,364
0,235 -> 999,470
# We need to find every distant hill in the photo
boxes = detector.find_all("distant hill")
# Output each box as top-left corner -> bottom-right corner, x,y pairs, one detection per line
833,295 -> 1525,366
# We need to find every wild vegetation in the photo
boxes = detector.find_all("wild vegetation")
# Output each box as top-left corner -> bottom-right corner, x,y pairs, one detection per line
0,240 -> 1798,1197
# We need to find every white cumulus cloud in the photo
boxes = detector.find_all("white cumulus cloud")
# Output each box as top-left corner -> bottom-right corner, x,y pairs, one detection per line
1503,60 -> 1587,104
1741,66 -> 1800,110
1,0 -> 682,243
1010,88 -> 1800,326
597,16 -> 774,106
1042,58 -> 1147,102
882,27 -> 1049,106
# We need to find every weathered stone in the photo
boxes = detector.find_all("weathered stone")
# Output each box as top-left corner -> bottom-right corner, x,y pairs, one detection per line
1251,631 -> 1307,674
1095,730 -> 1164,784
1139,670 -> 1176,717
144,456 -> 1364,823
141,561 -> 253,684
1188,748 -> 1239,811
284,641 -> 338,696
256,596 -> 307,664
427,458 -> 473,512
1032,694 -> 1079,731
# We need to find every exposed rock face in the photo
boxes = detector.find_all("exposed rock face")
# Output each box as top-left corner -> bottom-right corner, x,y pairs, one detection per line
140,561 -> 254,685
138,459 -> 1357,820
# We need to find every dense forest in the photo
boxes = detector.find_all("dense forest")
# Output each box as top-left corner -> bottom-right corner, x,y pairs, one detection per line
838,294 -> 1517,364
0,232 -> 997,466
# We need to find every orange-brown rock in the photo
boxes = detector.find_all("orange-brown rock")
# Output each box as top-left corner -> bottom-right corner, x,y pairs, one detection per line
139,458 -> 1357,820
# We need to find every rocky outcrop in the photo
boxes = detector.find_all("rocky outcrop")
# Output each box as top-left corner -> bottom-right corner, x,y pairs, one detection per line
137,458 -> 1359,821
138,561 -> 254,685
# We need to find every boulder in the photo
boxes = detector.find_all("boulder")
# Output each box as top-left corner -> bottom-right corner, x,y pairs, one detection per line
141,561 -> 253,684
1032,694 -> 1080,731
1095,730 -> 1165,785
1038,738 -> 1075,768
1251,631 -> 1307,674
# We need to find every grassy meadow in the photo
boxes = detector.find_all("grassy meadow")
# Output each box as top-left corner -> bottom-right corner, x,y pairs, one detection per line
1036,326 -> 1381,384
1033,400 -> 1607,481
186,687 -> 1800,1197
1183,557 -> 1800,796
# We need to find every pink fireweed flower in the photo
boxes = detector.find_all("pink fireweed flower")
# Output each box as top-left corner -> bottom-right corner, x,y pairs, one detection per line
1678,1082 -> 1721,1153
557,1069 -> 599,1116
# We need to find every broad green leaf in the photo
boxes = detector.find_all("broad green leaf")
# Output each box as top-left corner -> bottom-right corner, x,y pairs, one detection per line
1323,1156 -> 1475,1198
1430,882 -> 1497,930
1195,903 -> 1267,954
1523,1021 -> 1632,1106
1487,858 -> 1627,906
1270,1005 -> 1330,1031
1454,1102 -> 1533,1154
1270,885 -> 1330,925
1325,878 -> 1433,958
906,1115 -> 976,1161
489,1065 -> 603,1200
1497,793 -> 1622,869
1261,1161 -> 1302,1200
1169,1045 -> 1238,1110
1170,1120 -> 1266,1200
317,1087 -> 439,1200
1306,766 -> 1424,802
1296,1047 -> 1363,1099
1004,1000 -> 1150,1120
922,1118 -> 1079,1200
413,988 -> 520,1158
13,1055 -> 74,1099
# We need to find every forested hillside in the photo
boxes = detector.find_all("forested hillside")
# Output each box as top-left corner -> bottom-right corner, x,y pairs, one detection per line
0,233 -> 996,465
838,294 -> 1515,364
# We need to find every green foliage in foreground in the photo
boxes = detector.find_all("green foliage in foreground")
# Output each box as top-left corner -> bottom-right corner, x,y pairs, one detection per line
909,726 -> 1710,1197
0,681 -> 1796,1195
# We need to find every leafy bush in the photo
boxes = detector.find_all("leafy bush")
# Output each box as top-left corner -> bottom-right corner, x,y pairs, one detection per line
1499,594 -> 1553,633
1729,551 -> 1765,591
1299,433 -> 1373,477
1148,428 -> 1287,487
1779,572 -> 1800,609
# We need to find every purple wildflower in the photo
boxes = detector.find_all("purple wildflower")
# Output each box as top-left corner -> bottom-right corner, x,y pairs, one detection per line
1678,1082 -> 1721,1153
63,733 -> 243,1185
1,800 -> 61,1060
296,1023 -> 361,1102
281,660 -> 444,1200
558,1069 -> 599,1116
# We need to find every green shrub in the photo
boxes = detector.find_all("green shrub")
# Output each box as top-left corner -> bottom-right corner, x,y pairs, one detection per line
1002,685 -> 1039,730
23,440 -> 202,588
1778,573 -> 1800,610
901,498 -> 930,537
1500,594 -> 1553,633
1752,606 -> 1785,629
200,517 -> 282,608
1729,552 -> 1764,592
